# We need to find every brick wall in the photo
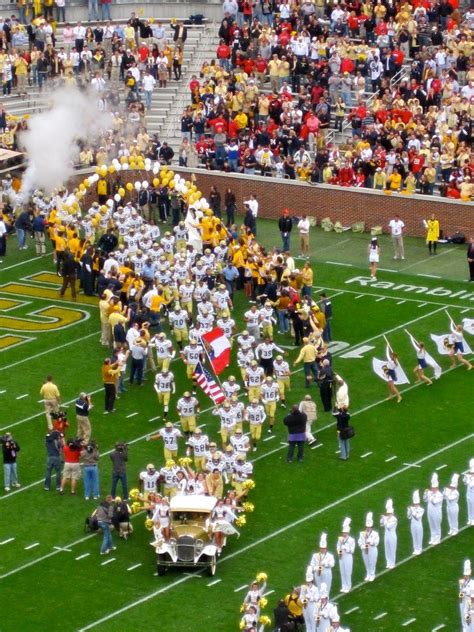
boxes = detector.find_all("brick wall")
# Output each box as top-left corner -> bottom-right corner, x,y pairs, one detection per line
73,169 -> 474,238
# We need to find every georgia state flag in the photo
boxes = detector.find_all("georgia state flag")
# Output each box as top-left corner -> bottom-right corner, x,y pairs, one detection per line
201,327 -> 231,375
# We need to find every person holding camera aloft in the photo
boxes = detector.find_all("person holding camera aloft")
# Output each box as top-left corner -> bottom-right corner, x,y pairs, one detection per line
76,392 -> 93,443
80,440 -> 100,500
59,438 -> 82,495
110,442 -> 128,500
1,432 -> 21,492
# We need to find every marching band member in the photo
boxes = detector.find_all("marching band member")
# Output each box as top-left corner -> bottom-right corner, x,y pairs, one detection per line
424,472 -> 443,545
407,489 -> 424,555
310,533 -> 335,596
380,498 -> 397,569
465,586 -> 474,632
358,512 -> 379,582
444,473 -> 460,536
300,568 -> 319,632
328,611 -> 349,632
463,459 -> 474,526
336,517 -> 355,593
460,560 -> 474,632
314,583 -> 336,632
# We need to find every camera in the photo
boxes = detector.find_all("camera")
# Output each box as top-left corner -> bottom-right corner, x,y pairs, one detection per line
85,440 -> 97,454
115,442 -> 128,453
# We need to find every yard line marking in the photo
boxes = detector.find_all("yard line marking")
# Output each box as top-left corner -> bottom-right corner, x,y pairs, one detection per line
400,248 -> 456,271
0,537 -> 15,545
402,618 -> 416,626
326,261 -> 354,267
148,415 -> 160,422
385,456 -> 397,462
345,606 -> 360,614
375,297 -> 385,302
263,435 -> 276,441
361,451 -> 373,458
101,557 -> 116,566
432,625 -> 446,631
335,450 -> 341,454
127,563 -> 142,571
53,546 -> 72,552
207,579 -> 221,587
280,442 -> 288,446
126,412 -> 139,418
24,542 -> 40,550
333,525 -> 470,604
397,300 -> 406,305
0,255 -> 44,272
418,302 -> 427,308
263,590 -> 275,597
374,612 -> 387,620
403,462 -> 422,468
75,435 -> 472,630
16,394 -> 29,400
183,572 -> 202,577
355,295 -> 364,299
418,273 -> 441,279
461,308 -> 470,314
311,443 -> 324,449
76,553 -> 90,560
435,464 -> 447,471
0,390 -> 6,394
0,331 -> 99,372
378,268 -> 396,272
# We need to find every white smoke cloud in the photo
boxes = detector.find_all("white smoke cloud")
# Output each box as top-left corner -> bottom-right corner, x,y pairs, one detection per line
19,86 -> 110,197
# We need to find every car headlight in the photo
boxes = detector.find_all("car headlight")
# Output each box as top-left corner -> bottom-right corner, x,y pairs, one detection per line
169,538 -> 177,550
195,539 -> 204,553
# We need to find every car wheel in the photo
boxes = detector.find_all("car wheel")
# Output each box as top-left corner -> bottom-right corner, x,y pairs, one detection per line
206,554 -> 217,576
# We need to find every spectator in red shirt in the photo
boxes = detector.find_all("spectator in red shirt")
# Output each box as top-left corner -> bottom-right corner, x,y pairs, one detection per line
60,438 -> 82,495
216,40 -> 231,71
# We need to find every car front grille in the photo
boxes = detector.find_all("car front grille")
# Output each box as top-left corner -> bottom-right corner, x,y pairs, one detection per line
177,536 -> 195,562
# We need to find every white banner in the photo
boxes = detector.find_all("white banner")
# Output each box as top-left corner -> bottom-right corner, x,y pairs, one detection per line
430,333 -> 472,356
462,318 -> 474,336
372,344 -> 410,384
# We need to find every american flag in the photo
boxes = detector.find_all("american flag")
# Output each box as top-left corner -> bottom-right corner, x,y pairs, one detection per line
193,362 -> 226,405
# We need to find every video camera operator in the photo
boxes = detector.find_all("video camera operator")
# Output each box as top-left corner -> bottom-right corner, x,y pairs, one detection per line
80,439 -> 100,500
1,432 -> 21,492
59,437 -> 83,496
110,442 -> 128,500
44,429 -> 63,492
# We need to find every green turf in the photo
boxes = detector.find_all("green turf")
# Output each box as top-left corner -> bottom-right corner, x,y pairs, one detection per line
0,220 -> 473,632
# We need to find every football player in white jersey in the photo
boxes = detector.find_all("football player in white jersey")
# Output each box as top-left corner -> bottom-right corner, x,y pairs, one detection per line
139,463 -> 160,495
148,421 -> 182,460
176,391 -> 200,436
185,427 -> 209,471
153,368 -> 176,419
151,332 -> 175,370
245,399 -> 266,451
181,339 -> 204,392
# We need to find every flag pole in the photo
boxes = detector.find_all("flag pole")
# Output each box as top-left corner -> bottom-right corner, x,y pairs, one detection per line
404,329 -> 419,346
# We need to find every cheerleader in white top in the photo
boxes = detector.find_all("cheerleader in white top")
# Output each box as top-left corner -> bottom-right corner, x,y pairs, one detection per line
464,458 -> 474,526
300,568 -> 319,632
449,322 -> 473,370
423,473 -> 443,545
243,578 -> 267,618
152,497 -> 170,541
336,517 -> 355,593
380,498 -> 397,569
407,489 -> 424,555
443,473 -> 460,535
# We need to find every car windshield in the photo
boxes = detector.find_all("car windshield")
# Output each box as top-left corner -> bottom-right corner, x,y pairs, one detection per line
171,511 -> 209,524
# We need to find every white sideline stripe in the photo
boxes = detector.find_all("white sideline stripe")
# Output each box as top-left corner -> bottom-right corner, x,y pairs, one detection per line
326,261 -> 353,267
126,412 -> 139,418
207,579 -> 221,587
24,542 -> 40,550
374,612 -> 387,620
360,452 -> 373,458
263,590 -> 275,597
15,394 -> 29,400
418,274 -> 441,279
432,625 -> 446,631
0,537 -> 15,545
76,553 -> 90,561
0,331 -> 99,372
378,268 -> 396,273
344,606 -> 359,614
400,248 -> 456,271
402,618 -> 416,626
101,558 -> 116,566
435,464 -> 447,471
0,255 -> 44,271
385,456 -> 397,462
127,563 -> 142,571
73,434 -> 472,631
263,435 -> 276,442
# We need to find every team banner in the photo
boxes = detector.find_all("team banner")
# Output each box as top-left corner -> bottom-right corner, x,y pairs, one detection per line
406,331 -> 442,379
372,344 -> 410,384
430,333 -> 473,356
462,318 -> 474,336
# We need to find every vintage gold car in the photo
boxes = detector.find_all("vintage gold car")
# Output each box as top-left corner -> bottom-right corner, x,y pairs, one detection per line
152,496 -> 219,576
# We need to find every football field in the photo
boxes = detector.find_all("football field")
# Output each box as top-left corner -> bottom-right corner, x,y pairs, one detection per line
0,221 -> 473,632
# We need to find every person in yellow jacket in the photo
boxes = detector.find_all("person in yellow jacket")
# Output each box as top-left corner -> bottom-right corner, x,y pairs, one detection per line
54,226 -> 67,274
200,210 -> 217,249
425,213 -> 440,255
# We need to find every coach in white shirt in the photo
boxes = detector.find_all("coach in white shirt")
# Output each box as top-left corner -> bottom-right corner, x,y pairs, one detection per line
388,214 -> 405,261
244,194 -> 259,218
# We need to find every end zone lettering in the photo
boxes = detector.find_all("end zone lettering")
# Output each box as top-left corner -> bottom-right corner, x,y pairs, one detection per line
345,276 -> 474,301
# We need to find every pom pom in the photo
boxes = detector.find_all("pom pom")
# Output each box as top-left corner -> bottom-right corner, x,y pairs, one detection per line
242,502 -> 255,513
242,479 -> 256,490
129,488 -> 141,500
144,518 -> 154,531
258,597 -> 268,609
235,515 -> 247,527
256,572 -> 268,583
259,615 -> 272,626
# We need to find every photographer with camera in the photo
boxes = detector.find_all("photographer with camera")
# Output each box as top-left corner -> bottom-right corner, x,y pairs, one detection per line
59,438 -> 82,495
110,442 -> 128,500
95,495 -> 116,555
80,440 -> 100,500
76,392 -> 93,443
1,432 -> 21,492
112,496 -> 134,540
44,429 -> 63,491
